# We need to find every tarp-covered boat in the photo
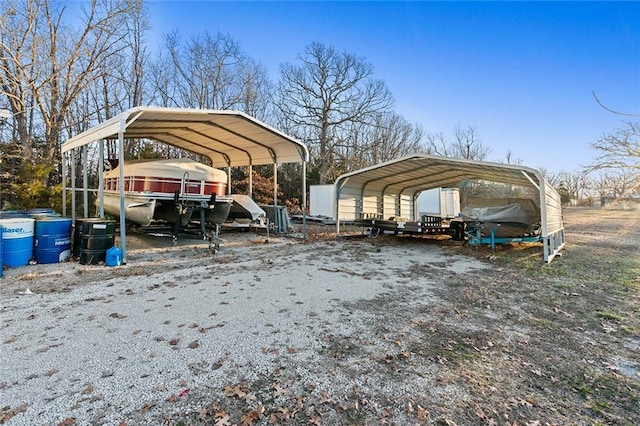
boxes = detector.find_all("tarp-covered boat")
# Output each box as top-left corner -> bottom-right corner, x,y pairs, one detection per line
461,198 -> 541,238
99,158 -> 233,227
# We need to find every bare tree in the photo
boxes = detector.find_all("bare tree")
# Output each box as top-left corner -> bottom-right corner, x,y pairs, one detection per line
94,0 -> 150,158
0,0 -> 135,170
276,42 -> 393,184
237,58 -> 274,120
357,113 -> 423,167
423,125 -> 491,161
538,167 -> 562,187
423,132 -> 451,157
149,30 -> 273,119
591,120 -> 640,172
591,170 -> 638,206
148,49 -> 178,107
547,170 -> 591,205
452,125 -> 491,160
500,150 -> 524,165
592,174 -> 608,207
329,112 -> 423,175
608,169 -> 638,199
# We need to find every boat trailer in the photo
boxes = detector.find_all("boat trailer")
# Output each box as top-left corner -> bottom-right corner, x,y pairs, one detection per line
130,192 -> 225,253
464,221 -> 542,250
356,214 -> 541,251
355,214 -> 463,240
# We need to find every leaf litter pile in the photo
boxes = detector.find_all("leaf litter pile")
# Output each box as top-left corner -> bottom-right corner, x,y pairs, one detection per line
0,208 -> 638,425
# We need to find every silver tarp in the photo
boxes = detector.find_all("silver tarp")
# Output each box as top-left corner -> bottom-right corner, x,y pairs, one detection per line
461,198 -> 541,238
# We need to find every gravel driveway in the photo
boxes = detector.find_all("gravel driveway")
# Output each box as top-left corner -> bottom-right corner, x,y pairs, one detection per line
1,230 -> 485,425
2,208 -> 639,425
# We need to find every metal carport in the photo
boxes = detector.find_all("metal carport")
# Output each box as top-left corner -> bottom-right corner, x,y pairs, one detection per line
61,106 -> 309,264
334,154 -> 565,263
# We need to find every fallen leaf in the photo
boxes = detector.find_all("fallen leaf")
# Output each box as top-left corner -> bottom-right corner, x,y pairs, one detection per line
416,404 -> 429,420
214,411 -> 231,426
140,401 -> 155,413
308,413 -> 322,425
198,406 -> 210,420
272,382 -> 289,397
380,408 -> 393,418
405,401 -> 414,413
240,405 -> 265,426
319,390 -> 332,404
268,407 -> 290,423
0,405 -> 27,424
223,383 -> 247,399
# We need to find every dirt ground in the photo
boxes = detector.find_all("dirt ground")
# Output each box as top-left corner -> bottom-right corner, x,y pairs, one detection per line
1,207 -> 639,425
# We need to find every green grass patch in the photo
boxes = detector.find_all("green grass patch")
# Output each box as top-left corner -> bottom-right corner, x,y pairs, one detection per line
525,315 -> 556,329
566,368 -> 640,420
595,310 -> 623,321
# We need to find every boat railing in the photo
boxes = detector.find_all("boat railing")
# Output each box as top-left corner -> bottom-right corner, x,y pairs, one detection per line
180,171 -> 189,204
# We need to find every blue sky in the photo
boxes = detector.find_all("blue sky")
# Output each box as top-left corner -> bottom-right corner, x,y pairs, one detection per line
147,1 -> 640,173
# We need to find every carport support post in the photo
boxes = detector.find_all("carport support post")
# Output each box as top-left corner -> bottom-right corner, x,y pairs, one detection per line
98,139 -> 104,218
334,180 -> 343,236
302,161 -> 307,240
118,118 -> 127,265
62,153 -> 67,217
248,164 -> 253,198
273,163 -> 279,232
71,149 -> 76,222
82,145 -> 89,218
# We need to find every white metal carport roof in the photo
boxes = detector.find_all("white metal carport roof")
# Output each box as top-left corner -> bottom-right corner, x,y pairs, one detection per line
334,154 -> 565,262
61,107 -> 310,264
61,106 -> 309,166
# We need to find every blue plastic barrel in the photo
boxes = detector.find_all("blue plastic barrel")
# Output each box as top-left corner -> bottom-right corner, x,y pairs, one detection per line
0,210 -> 27,219
28,208 -> 60,219
0,218 -> 35,267
35,217 -> 73,264
0,225 -> 3,278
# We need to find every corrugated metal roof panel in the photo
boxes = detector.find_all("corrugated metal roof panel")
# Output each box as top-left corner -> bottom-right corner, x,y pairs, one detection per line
61,107 -> 309,167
